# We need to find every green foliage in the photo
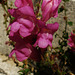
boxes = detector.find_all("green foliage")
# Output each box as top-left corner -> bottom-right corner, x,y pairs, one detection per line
58,7 -> 64,13
55,34 -> 58,38
63,0 -> 70,2
18,69 -> 30,75
62,31 -> 69,39
68,21 -> 73,26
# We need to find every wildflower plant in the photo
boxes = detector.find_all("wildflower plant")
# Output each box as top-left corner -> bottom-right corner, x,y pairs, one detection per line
1,0 -> 75,75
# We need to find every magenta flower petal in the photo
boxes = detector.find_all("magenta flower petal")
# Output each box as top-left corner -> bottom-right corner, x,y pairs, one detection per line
42,0 -> 62,22
10,18 -> 35,38
48,41 -> 52,47
41,0 -> 50,9
9,48 -> 32,62
15,0 -> 23,8
34,33 -> 53,48
19,24 -> 31,37
68,33 -> 75,48
58,0 -> 62,4
9,41 -> 32,62
20,24 -> 29,32
17,18 -> 35,37
53,11 -> 58,18
9,49 -> 16,57
38,38 -> 49,48
41,33 -> 53,41
47,22 -> 59,34
37,20 -> 46,29
8,9 -> 19,18
15,0 -> 33,9
18,18 -> 35,31
8,9 -> 15,16
42,0 -> 53,22
15,51 -> 28,61
19,30 -> 31,37
68,42 -> 74,47
17,6 -> 35,17
9,31 -> 14,36
15,48 -> 32,61
52,0 -> 59,17
11,22 -> 21,32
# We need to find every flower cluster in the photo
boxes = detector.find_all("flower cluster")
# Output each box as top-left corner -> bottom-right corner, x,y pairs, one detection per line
68,33 -> 75,52
8,0 -> 61,62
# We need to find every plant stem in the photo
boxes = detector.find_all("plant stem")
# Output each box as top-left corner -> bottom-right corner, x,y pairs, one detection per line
64,2 -> 67,32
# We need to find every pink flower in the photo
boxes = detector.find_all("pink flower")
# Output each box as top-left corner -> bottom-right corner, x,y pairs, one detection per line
34,22 -> 59,48
9,41 -> 32,62
34,33 -> 53,48
9,39 -> 41,62
46,22 -> 59,34
8,0 -> 61,62
8,6 -> 35,19
10,18 -> 35,37
8,5 -> 37,38
37,20 -> 59,34
68,33 -> 75,51
41,0 -> 62,22
15,0 -> 33,9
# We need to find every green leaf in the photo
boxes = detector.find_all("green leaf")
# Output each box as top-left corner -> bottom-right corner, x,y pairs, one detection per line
58,40 -> 61,45
68,22 -> 73,26
58,7 -> 64,13
55,34 -> 57,38
18,69 -> 30,75
61,41 -> 67,46
63,0 -> 69,2
62,32 -> 69,39
18,70 -> 24,73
